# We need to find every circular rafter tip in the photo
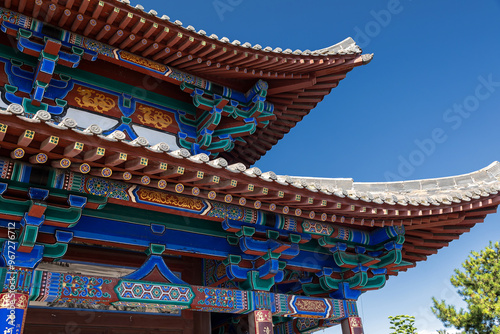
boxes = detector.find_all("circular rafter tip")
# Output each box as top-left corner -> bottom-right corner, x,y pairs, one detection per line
52,158 -> 71,169
90,167 -> 112,178
168,148 -> 191,159
126,136 -> 149,147
207,157 -> 228,168
29,153 -> 48,164
10,148 -> 25,159
244,167 -> 262,177
34,110 -> 51,122
83,124 -> 103,135
261,171 -> 277,182
147,142 -> 170,153
188,153 -> 210,163
6,103 -> 24,115
57,117 -> 77,129
227,162 -> 246,173
71,163 -> 91,174
105,130 -> 126,141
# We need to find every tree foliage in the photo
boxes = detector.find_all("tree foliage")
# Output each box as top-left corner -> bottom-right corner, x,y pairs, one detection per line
432,241 -> 500,333
389,315 -> 417,334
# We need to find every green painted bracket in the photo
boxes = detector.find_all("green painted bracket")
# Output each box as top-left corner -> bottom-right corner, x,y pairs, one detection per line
362,275 -> 386,290
344,271 -> 386,290
371,249 -> 402,268
213,122 -> 257,137
4,84 -> 18,93
235,226 -> 255,237
239,271 -> 274,291
259,251 -> 281,262
332,251 -> 380,268
267,230 -> 279,240
232,101 -> 264,119
193,95 -> 227,113
181,82 -> 262,109
206,138 -> 234,152
0,194 -> 31,218
197,132 -> 212,150
18,28 -> 32,39
223,254 -> 242,266
42,243 -> 68,258
40,51 -> 59,62
55,98 -> 67,106
318,237 -> 335,247
196,107 -> 222,131
226,235 -> 239,245
345,272 -> 368,288
289,234 -> 302,244
23,98 -> 47,113
319,275 -> 343,292
178,137 -> 195,151
178,113 -> 198,127
146,243 -> 166,256
391,260 -> 414,269
18,225 -> 39,251
71,46 -> 84,56
45,205 -> 83,228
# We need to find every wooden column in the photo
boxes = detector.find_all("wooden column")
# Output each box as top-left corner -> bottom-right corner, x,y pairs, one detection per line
248,310 -> 273,334
341,316 -> 364,334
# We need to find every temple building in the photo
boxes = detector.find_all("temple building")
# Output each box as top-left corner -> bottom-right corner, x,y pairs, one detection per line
0,1 -> 499,333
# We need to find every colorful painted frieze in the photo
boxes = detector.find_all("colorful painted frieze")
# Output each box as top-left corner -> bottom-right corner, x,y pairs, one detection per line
22,269 -> 356,321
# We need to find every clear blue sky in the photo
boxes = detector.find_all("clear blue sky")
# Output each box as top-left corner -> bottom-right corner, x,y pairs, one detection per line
136,1 -> 500,332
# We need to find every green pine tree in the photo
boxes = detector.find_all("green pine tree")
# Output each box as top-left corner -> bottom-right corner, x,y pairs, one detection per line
388,315 -> 417,334
432,241 -> 500,333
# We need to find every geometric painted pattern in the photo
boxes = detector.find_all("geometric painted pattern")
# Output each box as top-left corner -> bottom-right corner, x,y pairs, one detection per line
302,221 -> 334,236
115,280 -> 194,306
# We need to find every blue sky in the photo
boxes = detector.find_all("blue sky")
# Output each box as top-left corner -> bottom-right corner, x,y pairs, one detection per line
136,1 -> 500,332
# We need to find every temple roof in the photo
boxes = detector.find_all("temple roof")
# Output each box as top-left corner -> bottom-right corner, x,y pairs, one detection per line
1,0 -> 372,165
0,103 -> 498,269
288,162 -> 500,206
